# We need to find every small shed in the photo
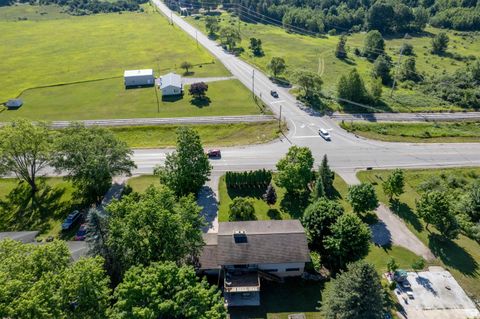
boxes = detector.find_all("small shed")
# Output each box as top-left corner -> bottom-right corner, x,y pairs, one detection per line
124,69 -> 155,88
5,99 -> 23,109
159,72 -> 182,96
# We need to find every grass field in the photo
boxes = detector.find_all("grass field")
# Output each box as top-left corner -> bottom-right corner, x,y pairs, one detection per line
358,167 -> 480,302
2,78 -> 261,120
340,121 -> 480,143
0,178 -> 77,238
112,122 -> 281,148
0,3 -> 229,103
127,175 -> 161,193
218,173 -> 351,222
189,13 -> 480,112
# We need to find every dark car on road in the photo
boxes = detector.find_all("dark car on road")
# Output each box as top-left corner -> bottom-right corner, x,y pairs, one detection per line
207,149 -> 221,158
62,211 -> 81,231
270,90 -> 279,98
74,224 -> 87,241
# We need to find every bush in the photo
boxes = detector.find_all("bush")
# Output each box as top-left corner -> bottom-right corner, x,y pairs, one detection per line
225,169 -> 272,189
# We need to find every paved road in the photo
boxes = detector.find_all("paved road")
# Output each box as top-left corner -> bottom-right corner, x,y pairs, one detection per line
331,112 -> 480,122
145,0 -> 480,177
6,115 -> 275,128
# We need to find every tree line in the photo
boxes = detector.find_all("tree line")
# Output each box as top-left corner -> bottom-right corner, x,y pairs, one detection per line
225,169 -> 272,188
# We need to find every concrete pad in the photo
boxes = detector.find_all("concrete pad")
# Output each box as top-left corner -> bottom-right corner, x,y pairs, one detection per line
395,269 -> 480,319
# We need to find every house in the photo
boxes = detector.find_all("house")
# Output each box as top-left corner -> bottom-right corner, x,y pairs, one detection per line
5,99 -> 23,109
198,220 -> 310,307
124,69 -> 155,87
159,72 -> 182,96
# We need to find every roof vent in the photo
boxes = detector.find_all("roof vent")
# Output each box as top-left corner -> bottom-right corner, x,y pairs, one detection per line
233,230 -> 247,243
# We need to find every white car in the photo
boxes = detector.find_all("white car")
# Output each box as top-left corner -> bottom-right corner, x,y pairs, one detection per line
319,128 -> 331,141
406,291 -> 414,299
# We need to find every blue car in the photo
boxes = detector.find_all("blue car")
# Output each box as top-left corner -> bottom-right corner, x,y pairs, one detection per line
62,211 -> 81,231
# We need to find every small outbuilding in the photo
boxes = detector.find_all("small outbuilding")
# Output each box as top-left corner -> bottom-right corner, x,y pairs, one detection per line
5,99 -> 23,110
124,69 -> 155,88
159,72 -> 182,96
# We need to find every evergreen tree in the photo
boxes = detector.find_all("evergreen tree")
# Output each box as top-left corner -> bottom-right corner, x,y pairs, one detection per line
319,155 -> 335,198
431,32 -> 449,54
373,55 -> 392,85
398,57 -> 421,82
363,30 -> 385,61
322,261 -> 384,319
335,35 -> 347,59
370,76 -> 383,102
337,69 -> 369,105
263,184 -> 277,206
311,173 -> 326,200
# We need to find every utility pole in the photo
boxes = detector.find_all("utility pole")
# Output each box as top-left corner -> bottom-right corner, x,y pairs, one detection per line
170,11 -> 173,25
252,69 -> 255,99
390,33 -> 408,97
195,31 -> 198,48
279,104 -> 282,130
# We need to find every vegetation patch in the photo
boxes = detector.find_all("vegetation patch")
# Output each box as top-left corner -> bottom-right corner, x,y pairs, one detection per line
340,121 -> 480,143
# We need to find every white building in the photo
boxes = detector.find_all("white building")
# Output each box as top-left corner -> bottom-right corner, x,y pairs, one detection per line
198,220 -> 311,306
159,72 -> 182,96
124,69 -> 154,87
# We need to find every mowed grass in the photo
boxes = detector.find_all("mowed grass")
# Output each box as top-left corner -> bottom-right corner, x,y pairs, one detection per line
357,168 -> 480,301
0,4 -> 229,102
0,178 -> 77,238
112,122 -> 281,148
189,14 -> 480,112
218,173 -> 349,222
340,121 -> 480,143
127,175 -> 161,193
2,78 -> 261,120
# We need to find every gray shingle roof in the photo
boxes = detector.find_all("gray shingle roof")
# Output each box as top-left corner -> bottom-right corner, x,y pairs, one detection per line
198,220 -> 310,269
160,72 -> 182,89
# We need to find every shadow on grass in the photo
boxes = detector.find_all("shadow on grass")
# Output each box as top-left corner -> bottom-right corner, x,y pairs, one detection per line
280,192 -> 310,219
267,208 -> 282,220
389,199 -> 423,232
182,71 -> 195,76
190,96 -> 211,108
339,57 -> 356,66
227,185 -> 268,200
428,233 -> 479,276
229,278 -> 324,319
161,94 -> 183,102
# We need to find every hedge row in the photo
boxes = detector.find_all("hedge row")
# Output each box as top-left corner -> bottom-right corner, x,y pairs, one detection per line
225,169 -> 272,189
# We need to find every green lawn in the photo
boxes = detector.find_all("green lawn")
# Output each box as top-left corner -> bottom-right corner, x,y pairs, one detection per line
357,168 -> 480,301
0,178 -> 77,238
189,13 -> 480,112
2,78 -> 261,121
365,245 -> 424,273
340,121 -> 480,143
112,122 -> 281,148
218,173 -> 349,222
127,175 -> 161,193
0,4 -> 229,103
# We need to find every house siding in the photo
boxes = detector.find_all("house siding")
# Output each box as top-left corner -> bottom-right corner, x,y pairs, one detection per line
124,74 -> 154,87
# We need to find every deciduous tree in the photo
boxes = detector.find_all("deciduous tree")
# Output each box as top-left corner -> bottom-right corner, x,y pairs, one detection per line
110,262 -> 226,319
293,70 -> 323,105
373,55 -> 392,85
275,146 -> 314,194
155,127 -> 211,196
219,25 -> 241,50
363,30 -> 385,61
337,69 -> 370,105
431,32 -> 449,54
335,35 -> 347,59
382,169 -> 405,201
205,16 -> 220,35
347,183 -> 379,214
416,190 -> 459,239
189,82 -> 209,99
249,37 -> 264,56
180,61 -> 193,74
229,197 -> 256,221
267,57 -> 286,78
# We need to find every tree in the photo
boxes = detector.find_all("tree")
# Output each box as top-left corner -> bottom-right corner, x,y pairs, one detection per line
0,239 -> 110,319
155,127 -> 212,196
106,186 -> 205,274
337,69 -> 369,105
301,198 -> 344,250
293,70 -> 323,105
319,155 -> 335,198
267,57 -> 286,78
249,37 -> 264,57
416,191 -> 460,239
322,261 -> 384,319
180,61 -> 193,74
387,258 -> 398,274
229,197 -> 256,221
219,25 -> 241,50
398,57 -> 421,82
0,120 -> 53,217
411,258 -> 425,272
393,3 -> 414,32
347,183 -> 379,214
413,7 -> 429,31
431,32 -> 449,54
370,76 -> 383,102
189,82 -> 209,99
311,174 -> 325,200
367,2 -> 395,33
110,262 -> 226,319
263,184 -> 277,206
399,42 -> 414,56
324,214 -> 371,270
275,146 -> 314,194
53,123 -> 135,204
205,16 -> 220,35
382,169 -> 405,201
363,30 -> 385,61
335,35 -> 347,59
373,55 -> 392,85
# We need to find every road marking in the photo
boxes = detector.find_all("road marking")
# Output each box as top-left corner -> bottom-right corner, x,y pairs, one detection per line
270,100 -> 285,104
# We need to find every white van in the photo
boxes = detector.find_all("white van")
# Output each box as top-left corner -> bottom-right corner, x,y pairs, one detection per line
319,128 -> 331,141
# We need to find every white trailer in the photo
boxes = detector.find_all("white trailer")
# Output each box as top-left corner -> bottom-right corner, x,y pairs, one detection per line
124,69 -> 154,87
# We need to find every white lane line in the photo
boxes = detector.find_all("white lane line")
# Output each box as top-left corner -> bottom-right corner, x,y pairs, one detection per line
270,100 -> 285,104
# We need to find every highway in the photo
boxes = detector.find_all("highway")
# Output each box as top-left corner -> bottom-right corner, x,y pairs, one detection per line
134,0 -> 480,176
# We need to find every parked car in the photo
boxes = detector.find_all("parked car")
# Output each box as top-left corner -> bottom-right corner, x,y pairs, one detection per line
401,280 -> 411,289
207,149 -> 221,158
270,90 -> 279,98
319,128 -> 331,141
61,211 -> 81,231
74,224 -> 87,241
